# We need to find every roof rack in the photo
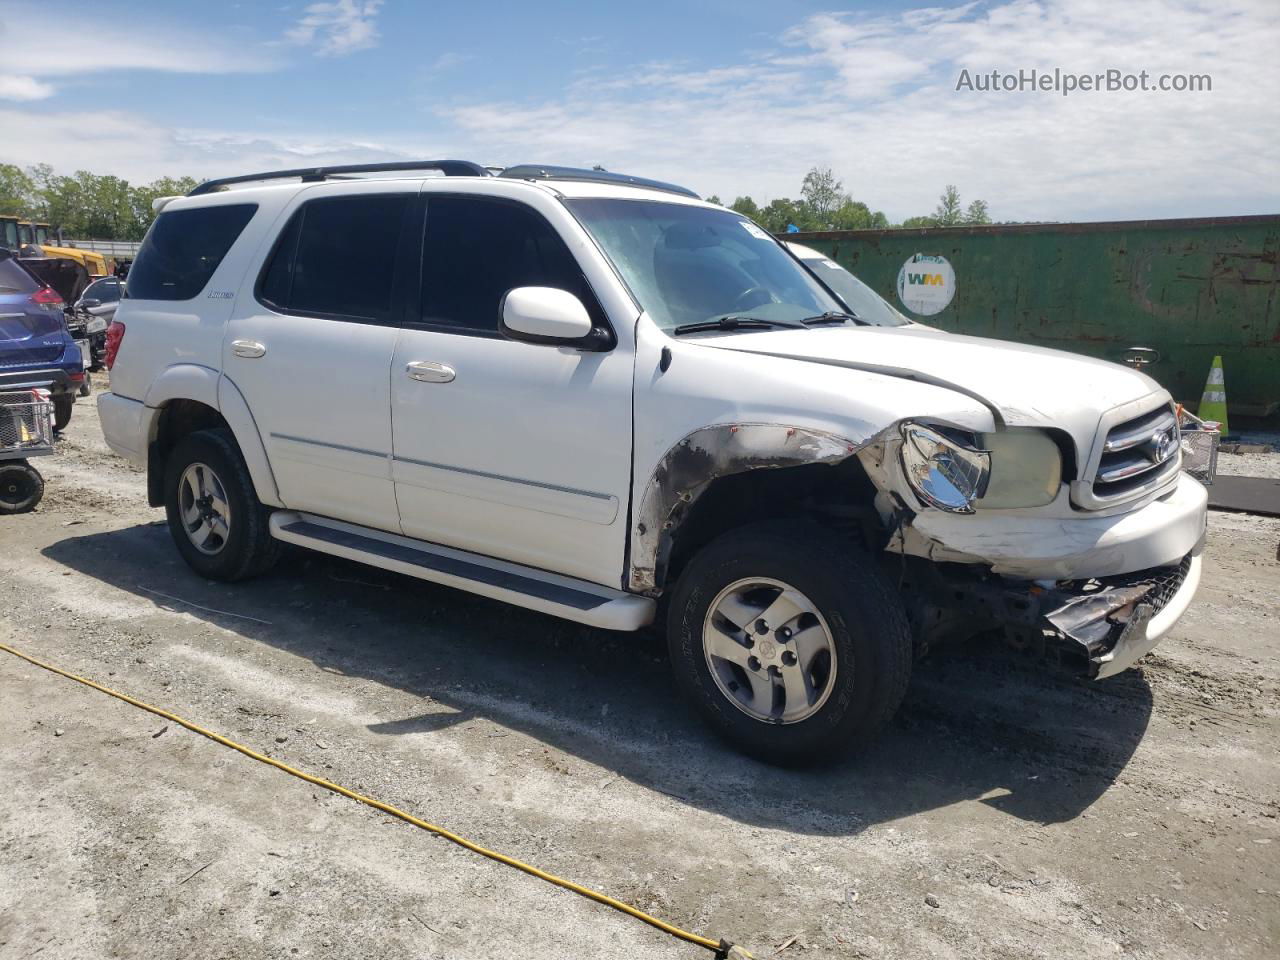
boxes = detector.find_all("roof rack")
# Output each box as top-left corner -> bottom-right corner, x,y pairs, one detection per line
497,164 -> 699,199
187,160 -> 490,196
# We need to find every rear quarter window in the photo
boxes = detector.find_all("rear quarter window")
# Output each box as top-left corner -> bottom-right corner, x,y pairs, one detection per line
0,256 -> 40,295
127,203 -> 257,301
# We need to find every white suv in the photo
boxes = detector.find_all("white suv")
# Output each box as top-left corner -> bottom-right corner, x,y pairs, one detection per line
99,161 -> 1207,763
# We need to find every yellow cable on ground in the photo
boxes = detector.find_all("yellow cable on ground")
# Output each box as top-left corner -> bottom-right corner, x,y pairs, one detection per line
0,640 -> 747,958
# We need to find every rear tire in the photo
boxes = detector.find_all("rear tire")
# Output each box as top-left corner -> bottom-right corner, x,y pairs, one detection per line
53,397 -> 73,431
667,521 -> 912,765
0,461 -> 44,514
163,428 -> 280,581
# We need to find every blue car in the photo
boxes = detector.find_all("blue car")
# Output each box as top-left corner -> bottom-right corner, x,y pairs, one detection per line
0,250 -> 84,430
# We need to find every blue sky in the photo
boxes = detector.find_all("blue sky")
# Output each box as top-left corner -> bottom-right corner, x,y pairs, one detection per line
2,0 -> 1277,222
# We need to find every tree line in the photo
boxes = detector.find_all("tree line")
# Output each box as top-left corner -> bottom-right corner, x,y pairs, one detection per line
1,160 -> 992,241
0,163 -> 197,241
708,168 -> 992,232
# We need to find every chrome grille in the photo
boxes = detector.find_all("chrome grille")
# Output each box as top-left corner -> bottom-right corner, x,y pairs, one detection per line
1092,403 -> 1180,501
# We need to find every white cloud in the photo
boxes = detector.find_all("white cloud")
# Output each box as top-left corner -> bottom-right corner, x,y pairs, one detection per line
1,0 -> 1276,222
0,3 -> 274,81
429,52 -> 473,72
0,106 -> 418,184
283,0 -> 383,57
0,75 -> 53,101
442,0 -> 1280,221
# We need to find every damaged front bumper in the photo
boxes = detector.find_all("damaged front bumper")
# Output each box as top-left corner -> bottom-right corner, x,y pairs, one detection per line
907,541 -> 1204,679
1043,548 -> 1203,678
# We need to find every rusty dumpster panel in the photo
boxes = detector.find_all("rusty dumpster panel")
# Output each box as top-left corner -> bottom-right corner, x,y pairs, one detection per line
791,215 -> 1280,416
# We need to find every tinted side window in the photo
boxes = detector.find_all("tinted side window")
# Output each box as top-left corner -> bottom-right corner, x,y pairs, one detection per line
258,211 -> 301,311
0,256 -> 39,295
85,278 -> 123,302
127,204 -> 256,301
258,195 -> 408,322
420,196 -> 599,333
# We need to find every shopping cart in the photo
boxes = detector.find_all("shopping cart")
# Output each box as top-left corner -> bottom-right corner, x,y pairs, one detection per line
1177,404 -> 1219,486
0,389 -> 54,514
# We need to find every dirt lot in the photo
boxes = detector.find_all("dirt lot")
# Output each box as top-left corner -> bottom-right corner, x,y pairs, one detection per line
2,378 -> 1278,960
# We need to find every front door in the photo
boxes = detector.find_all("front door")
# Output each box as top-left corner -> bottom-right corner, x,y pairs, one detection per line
224,185 -> 415,533
389,193 -> 633,586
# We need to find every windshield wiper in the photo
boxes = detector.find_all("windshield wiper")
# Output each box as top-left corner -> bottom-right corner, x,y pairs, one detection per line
800,310 -> 866,326
672,315 -> 805,336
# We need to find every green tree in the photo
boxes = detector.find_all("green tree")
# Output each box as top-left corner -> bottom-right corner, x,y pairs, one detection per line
0,164 -> 36,216
129,176 -> 199,239
24,164 -> 55,217
831,198 -> 874,231
932,184 -> 963,226
37,171 -> 135,239
730,196 -> 760,220
801,166 -> 843,221
758,198 -> 815,234
900,215 -> 939,229
704,194 -> 723,206
964,198 -> 991,225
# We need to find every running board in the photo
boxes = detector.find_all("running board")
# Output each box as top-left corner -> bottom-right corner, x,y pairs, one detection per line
268,512 -> 654,631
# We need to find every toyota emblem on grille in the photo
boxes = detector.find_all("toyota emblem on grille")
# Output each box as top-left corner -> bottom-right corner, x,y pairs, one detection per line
1153,426 -> 1179,463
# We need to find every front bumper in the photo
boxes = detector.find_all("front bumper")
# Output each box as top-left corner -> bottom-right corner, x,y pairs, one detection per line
907,472 -> 1208,579
909,543 -> 1204,679
1043,549 -> 1203,678
1090,552 -> 1202,678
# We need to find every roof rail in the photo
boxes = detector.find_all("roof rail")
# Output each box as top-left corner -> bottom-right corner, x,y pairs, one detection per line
497,164 -> 699,199
187,160 -> 490,196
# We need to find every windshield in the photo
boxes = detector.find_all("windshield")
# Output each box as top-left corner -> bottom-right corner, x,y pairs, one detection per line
792,251 -> 910,327
566,199 -> 841,331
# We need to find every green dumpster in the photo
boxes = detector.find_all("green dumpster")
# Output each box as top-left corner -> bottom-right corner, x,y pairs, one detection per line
791,214 -> 1280,417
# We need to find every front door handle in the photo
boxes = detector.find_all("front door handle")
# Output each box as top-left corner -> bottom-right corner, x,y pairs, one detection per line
406,360 -> 455,383
231,339 -> 266,359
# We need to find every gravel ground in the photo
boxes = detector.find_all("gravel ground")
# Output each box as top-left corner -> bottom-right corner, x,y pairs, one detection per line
1,376 -> 1278,960
1218,450 -> 1280,480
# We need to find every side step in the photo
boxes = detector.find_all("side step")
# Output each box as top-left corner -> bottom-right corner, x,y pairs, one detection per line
268,511 -> 655,631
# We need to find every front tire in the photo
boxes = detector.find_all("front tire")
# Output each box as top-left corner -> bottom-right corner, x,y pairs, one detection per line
163,428 -> 280,581
667,521 -> 912,765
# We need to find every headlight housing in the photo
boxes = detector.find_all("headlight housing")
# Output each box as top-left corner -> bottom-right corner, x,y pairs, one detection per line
900,423 -> 991,514
975,430 -> 1063,508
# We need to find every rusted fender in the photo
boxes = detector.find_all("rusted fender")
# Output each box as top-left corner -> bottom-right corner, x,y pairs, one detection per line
629,422 -> 864,594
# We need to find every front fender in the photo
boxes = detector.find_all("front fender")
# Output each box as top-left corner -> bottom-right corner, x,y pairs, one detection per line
629,422 -> 864,594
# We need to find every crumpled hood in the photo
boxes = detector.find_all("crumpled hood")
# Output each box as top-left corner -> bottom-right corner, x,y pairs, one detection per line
706,325 -> 1166,429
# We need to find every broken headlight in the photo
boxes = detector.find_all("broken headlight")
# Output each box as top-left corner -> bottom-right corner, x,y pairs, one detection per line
975,430 -> 1063,508
900,423 -> 991,514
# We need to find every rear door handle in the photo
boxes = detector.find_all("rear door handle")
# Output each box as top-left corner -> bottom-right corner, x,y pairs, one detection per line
406,360 -> 455,383
231,339 -> 266,359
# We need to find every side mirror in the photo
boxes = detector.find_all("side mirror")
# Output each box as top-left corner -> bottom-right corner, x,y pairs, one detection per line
500,286 -> 603,348
78,298 -> 101,309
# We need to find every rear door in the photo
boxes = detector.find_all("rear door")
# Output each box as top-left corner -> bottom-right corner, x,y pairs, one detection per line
389,192 -> 634,585
224,183 -> 415,533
